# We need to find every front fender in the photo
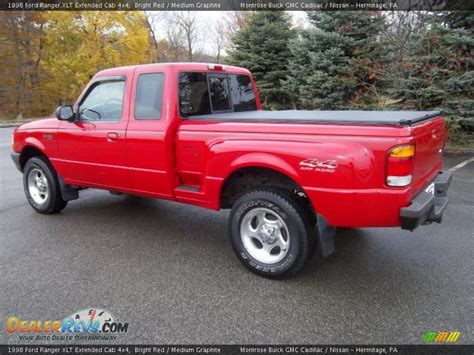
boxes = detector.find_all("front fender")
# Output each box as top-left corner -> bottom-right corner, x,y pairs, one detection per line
13,129 -> 57,172
23,137 -> 47,153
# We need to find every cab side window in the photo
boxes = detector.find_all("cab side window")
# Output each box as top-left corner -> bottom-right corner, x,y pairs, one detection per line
79,79 -> 125,121
134,73 -> 165,120
179,72 -> 211,116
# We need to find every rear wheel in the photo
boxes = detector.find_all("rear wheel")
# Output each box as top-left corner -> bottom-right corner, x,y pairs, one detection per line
23,156 -> 68,214
229,188 -> 314,278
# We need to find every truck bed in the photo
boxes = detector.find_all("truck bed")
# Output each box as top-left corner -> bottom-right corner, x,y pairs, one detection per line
190,110 -> 441,126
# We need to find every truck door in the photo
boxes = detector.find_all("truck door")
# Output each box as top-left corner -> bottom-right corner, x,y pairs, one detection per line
56,75 -> 130,189
125,67 -> 175,198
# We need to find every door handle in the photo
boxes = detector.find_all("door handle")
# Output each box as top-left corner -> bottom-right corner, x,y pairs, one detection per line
107,132 -> 119,142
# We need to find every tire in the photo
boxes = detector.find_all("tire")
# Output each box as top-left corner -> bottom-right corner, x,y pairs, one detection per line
229,187 -> 315,278
23,156 -> 68,214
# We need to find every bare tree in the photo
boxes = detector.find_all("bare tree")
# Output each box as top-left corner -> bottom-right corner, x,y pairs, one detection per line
225,11 -> 253,38
169,12 -> 199,62
211,19 -> 227,63
166,24 -> 185,61
143,12 -> 164,62
2,11 -> 44,118
382,12 -> 424,65
223,11 -> 254,54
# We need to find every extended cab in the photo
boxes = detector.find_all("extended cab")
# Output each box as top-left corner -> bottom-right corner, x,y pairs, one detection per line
11,63 -> 452,277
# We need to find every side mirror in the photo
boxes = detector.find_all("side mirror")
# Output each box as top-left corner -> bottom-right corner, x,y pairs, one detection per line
55,105 -> 75,121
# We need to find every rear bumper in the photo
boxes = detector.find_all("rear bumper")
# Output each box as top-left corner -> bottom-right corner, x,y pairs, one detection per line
400,171 -> 452,231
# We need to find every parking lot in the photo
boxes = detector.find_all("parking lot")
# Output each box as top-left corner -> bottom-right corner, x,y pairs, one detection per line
1,126 -> 473,344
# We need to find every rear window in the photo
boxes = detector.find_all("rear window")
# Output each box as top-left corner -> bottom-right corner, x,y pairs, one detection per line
229,74 -> 257,112
179,72 -> 257,117
179,72 -> 211,116
209,76 -> 231,112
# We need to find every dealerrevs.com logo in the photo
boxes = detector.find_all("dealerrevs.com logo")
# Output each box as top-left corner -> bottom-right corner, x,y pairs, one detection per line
6,308 -> 129,342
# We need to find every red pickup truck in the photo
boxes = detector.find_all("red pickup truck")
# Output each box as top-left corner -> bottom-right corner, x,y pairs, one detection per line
11,63 -> 452,277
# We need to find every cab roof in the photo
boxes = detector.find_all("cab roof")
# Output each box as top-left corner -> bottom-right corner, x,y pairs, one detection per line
94,62 -> 251,78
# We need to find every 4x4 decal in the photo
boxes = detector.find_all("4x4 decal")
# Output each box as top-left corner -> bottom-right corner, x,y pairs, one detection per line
299,158 -> 339,172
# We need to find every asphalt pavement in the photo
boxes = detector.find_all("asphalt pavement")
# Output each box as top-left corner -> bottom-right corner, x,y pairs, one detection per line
0,127 -> 473,344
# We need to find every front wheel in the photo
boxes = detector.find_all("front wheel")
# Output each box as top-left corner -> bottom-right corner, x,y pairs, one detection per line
229,188 -> 314,278
23,156 -> 68,214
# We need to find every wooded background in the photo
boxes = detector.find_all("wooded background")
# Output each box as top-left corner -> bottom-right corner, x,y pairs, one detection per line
0,10 -> 472,145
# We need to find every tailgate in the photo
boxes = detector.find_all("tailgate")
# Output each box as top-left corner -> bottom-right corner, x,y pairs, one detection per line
411,116 -> 446,185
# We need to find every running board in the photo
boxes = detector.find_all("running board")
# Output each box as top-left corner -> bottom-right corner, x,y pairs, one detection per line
174,185 -> 208,206
175,185 -> 200,192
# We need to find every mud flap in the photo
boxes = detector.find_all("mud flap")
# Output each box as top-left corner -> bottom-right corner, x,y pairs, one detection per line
316,214 -> 336,257
58,175 -> 79,201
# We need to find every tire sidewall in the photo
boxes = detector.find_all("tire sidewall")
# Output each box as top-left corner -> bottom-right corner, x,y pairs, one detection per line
230,191 -> 307,276
23,158 -> 58,213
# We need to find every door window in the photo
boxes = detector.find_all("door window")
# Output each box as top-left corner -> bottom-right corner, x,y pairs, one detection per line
79,79 -> 125,121
134,73 -> 165,120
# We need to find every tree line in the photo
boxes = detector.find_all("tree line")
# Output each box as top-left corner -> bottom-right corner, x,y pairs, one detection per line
0,11 -> 237,119
228,11 -> 473,145
0,11 -> 472,144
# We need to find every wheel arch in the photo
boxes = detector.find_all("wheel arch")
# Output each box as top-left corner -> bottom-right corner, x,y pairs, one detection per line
20,145 -> 79,202
19,145 -> 48,172
220,164 -> 315,217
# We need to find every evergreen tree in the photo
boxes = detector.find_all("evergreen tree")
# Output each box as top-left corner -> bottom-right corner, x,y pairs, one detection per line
283,11 -> 386,109
387,16 -> 473,144
435,11 -> 474,32
389,21 -> 473,109
228,12 -> 296,109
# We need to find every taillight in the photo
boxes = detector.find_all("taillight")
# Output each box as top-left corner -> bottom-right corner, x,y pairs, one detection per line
386,144 -> 415,187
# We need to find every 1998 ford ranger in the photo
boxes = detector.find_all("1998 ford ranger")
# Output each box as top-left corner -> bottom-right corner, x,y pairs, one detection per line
11,63 -> 452,277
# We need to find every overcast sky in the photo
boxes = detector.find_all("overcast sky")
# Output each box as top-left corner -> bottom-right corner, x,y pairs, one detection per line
148,11 -> 308,57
